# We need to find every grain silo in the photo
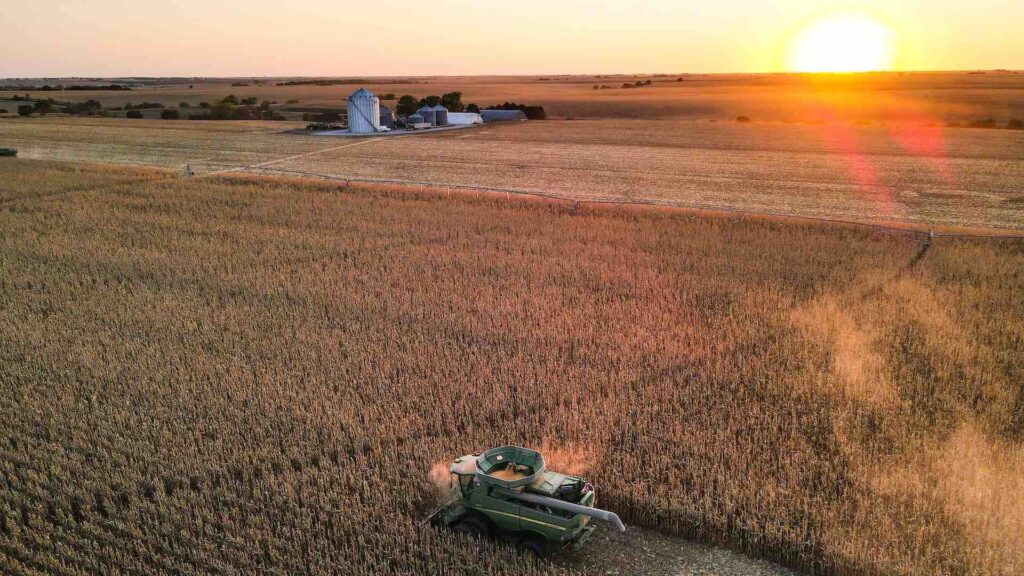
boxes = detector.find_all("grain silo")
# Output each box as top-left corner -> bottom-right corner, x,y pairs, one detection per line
347,88 -> 381,133
416,105 -> 437,126
431,104 -> 449,126
379,105 -> 396,129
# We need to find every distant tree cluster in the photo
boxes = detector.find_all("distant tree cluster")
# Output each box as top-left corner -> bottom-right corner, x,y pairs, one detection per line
2,93 -> 288,120
621,80 -> 653,88
394,92 -> 477,116
65,100 -> 104,115
3,84 -> 131,91
188,96 -> 284,121
946,117 -> 1024,130
276,79 -> 360,87
302,112 -> 342,123
592,80 -> 653,90
485,102 -> 547,120
32,99 -> 55,115
119,102 -> 166,110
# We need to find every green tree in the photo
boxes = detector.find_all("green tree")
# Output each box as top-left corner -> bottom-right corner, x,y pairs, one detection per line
440,91 -> 464,112
221,95 -> 239,105
17,105 -> 32,117
396,95 -> 418,116
210,102 -> 236,120
67,99 -> 103,115
419,95 -> 441,107
33,99 -> 54,115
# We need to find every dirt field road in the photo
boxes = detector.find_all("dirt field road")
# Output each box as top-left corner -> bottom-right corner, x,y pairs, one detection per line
559,525 -> 799,576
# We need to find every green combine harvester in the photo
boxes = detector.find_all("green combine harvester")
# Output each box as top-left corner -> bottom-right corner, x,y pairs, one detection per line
429,445 -> 625,555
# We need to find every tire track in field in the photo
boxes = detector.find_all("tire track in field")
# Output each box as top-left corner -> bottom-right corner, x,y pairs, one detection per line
198,137 -> 385,177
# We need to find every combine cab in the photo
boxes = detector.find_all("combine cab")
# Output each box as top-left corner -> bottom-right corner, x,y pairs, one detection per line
429,446 -> 625,555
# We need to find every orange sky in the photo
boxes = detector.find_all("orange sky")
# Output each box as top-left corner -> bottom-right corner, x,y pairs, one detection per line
3,0 -> 1021,77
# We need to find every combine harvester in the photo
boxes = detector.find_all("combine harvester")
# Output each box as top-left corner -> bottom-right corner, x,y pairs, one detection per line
430,445 -> 625,555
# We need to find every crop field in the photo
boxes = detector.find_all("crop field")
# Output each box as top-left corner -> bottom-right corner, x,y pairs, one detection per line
1,115 -> 1022,230
3,72 -> 1024,122
1,158 -> 1022,575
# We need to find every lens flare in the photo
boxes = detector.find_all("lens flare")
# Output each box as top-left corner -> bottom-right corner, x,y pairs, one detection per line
789,15 -> 895,73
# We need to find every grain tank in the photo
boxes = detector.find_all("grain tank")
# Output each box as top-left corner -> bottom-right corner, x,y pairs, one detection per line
346,88 -> 381,134
415,105 -> 437,127
431,104 -> 449,126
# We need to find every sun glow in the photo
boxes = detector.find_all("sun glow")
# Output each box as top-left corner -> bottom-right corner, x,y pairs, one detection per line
789,15 -> 895,73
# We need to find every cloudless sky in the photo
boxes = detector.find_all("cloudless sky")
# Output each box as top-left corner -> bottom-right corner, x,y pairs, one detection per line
4,0 -> 1021,77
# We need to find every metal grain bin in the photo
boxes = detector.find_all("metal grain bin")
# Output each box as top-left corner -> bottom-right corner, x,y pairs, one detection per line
346,88 -> 381,133
431,104 -> 448,126
379,105 -> 396,129
416,105 -> 437,127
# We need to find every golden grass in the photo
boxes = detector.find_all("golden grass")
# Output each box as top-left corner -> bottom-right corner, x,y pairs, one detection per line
0,159 -> 1022,575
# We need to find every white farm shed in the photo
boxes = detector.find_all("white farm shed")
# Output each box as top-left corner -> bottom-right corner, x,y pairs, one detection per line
446,112 -> 484,125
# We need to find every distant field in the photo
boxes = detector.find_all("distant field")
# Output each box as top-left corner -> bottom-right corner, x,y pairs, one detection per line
1,115 -> 1022,229
2,159 -> 1022,576
3,72 -> 1024,122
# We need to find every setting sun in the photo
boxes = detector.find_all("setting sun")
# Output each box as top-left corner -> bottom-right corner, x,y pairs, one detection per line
789,15 -> 895,72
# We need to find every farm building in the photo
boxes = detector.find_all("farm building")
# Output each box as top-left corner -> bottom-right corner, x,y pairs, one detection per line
480,109 -> 527,122
447,112 -> 483,125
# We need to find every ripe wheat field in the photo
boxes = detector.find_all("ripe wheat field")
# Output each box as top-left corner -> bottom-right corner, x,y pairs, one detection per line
1,115 -> 1022,230
1,158 -> 1022,576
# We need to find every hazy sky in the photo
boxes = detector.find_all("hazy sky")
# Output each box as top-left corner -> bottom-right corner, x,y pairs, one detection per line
4,0 -> 1021,77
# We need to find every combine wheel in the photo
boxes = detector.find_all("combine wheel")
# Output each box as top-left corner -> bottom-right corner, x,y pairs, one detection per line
520,536 -> 547,558
452,514 -> 489,539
